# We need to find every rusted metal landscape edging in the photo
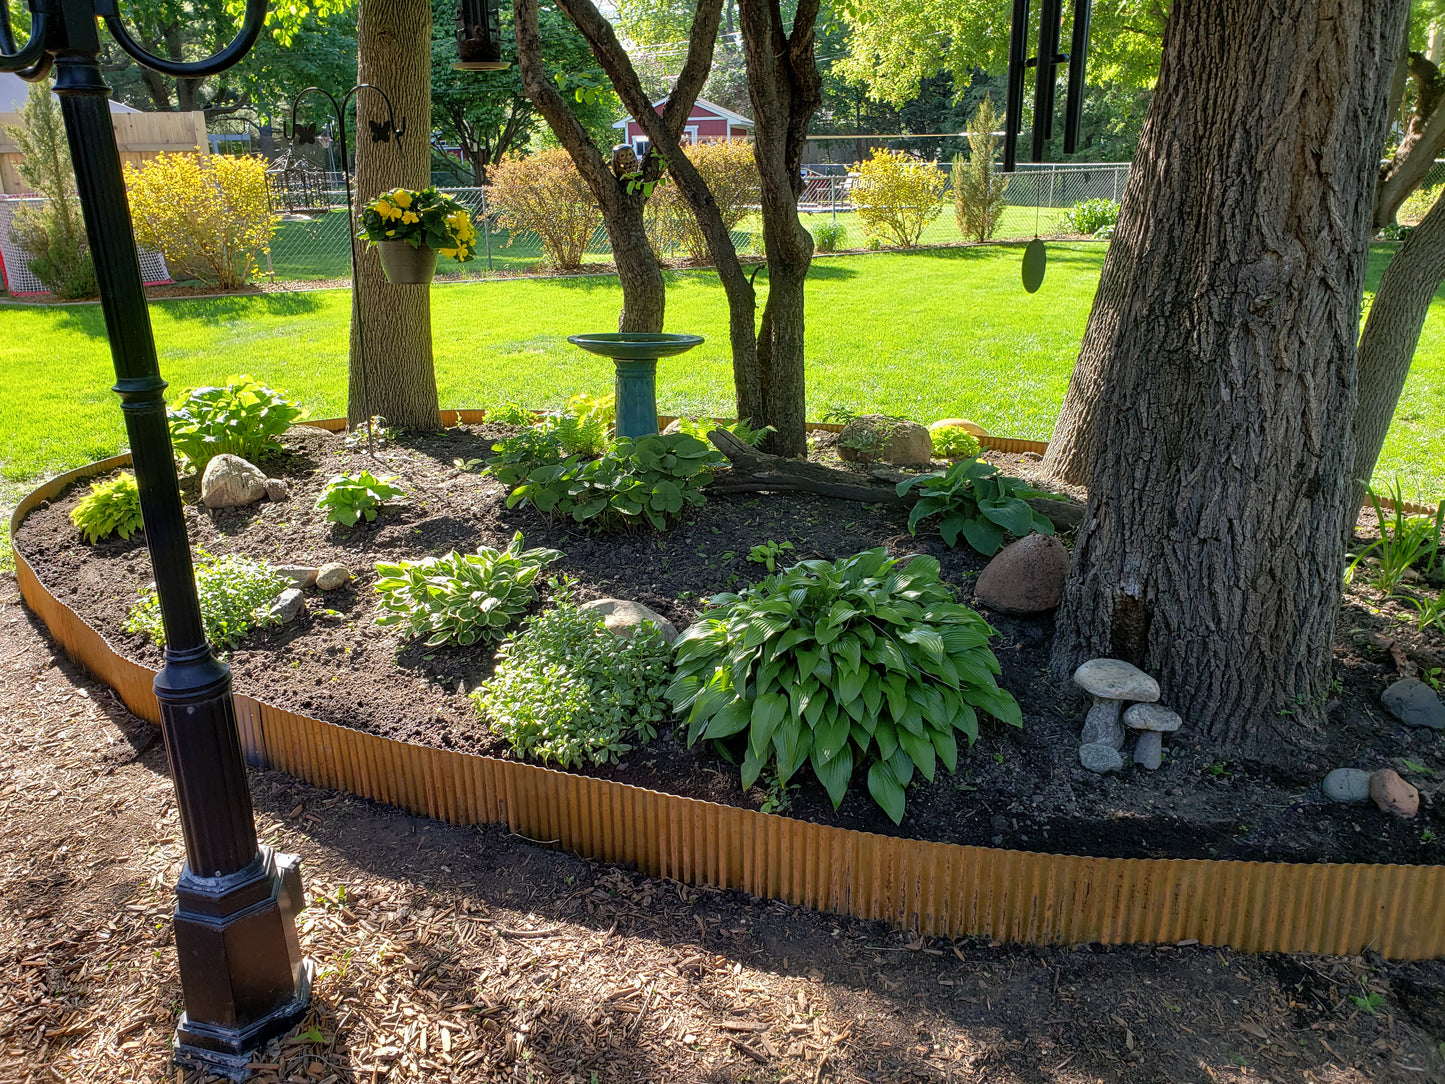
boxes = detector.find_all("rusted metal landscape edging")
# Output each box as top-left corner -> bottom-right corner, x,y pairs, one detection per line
12,450 -> 1445,960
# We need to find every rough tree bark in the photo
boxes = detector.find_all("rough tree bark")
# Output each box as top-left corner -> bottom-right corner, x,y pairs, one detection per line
554,0 -> 765,436
1046,0 -> 1408,753
349,0 -> 441,429
515,0 -> 699,333
1351,190 -> 1445,517
735,0 -> 821,457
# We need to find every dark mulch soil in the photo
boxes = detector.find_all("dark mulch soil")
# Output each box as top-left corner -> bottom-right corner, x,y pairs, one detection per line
15,424 -> 1445,867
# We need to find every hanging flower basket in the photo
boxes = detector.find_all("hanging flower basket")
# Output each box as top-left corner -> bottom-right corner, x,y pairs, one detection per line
358,186 -> 479,285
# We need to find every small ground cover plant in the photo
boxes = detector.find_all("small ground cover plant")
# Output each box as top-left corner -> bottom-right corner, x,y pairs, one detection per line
1349,480 -> 1443,593
167,374 -> 305,472
373,532 -> 561,647
475,583 -> 672,768
929,425 -> 981,460
897,458 -> 1055,556
70,471 -> 142,544
669,548 -> 1021,824
315,470 -> 405,527
747,539 -> 794,571
126,550 -> 289,649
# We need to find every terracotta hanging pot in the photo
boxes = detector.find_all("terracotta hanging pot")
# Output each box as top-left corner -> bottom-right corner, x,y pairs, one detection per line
377,240 -> 439,285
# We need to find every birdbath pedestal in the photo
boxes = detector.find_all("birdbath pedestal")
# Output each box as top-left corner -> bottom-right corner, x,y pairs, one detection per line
566,332 -> 705,440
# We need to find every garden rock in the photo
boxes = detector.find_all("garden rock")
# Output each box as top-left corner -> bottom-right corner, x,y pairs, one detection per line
1080,700 -> 1125,749
579,598 -> 679,644
1073,659 -> 1160,703
1079,742 -> 1124,774
1132,731 -> 1164,770
836,415 -> 933,468
201,454 -> 268,509
661,419 -> 682,435
1380,677 -> 1445,729
1321,768 -> 1373,804
1123,703 -> 1181,771
929,418 -> 986,437
1369,768 -> 1420,819
973,534 -> 1069,614
263,477 -> 289,501
267,587 -> 306,624
315,562 -> 352,591
277,565 -> 319,588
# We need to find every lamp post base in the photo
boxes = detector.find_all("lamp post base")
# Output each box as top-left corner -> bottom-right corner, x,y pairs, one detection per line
171,847 -> 312,1081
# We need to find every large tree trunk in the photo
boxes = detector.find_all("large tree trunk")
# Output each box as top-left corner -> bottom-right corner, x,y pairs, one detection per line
737,0 -> 821,456
1047,0 -> 1407,754
1351,189 -> 1445,516
515,0 -> 666,333
350,0 -> 440,429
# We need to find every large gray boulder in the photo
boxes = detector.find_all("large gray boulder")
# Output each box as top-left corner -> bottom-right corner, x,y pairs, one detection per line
836,415 -> 933,468
201,454 -> 268,509
1381,678 -> 1445,729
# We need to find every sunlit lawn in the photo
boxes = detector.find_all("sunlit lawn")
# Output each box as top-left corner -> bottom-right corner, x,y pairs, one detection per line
2,242 -> 1442,507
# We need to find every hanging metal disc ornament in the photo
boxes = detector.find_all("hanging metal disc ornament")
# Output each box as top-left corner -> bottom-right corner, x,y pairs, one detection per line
1022,238 -> 1047,293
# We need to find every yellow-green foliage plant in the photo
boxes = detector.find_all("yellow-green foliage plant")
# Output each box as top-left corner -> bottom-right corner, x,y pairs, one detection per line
850,149 -> 946,248
487,149 -> 601,270
70,471 -> 143,544
647,138 -> 760,261
124,153 -> 276,289
953,95 -> 1010,243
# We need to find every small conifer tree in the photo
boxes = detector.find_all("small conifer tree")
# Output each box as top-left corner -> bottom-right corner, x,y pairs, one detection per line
953,95 -> 1010,244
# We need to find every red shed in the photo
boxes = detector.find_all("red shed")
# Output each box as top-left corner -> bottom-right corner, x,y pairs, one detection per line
612,97 -> 754,157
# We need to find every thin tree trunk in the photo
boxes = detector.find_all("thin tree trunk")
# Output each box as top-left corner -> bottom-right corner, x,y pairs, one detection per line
737,0 -> 821,456
1351,190 -> 1445,517
350,0 -> 440,429
1375,52 -> 1445,227
1048,0 -> 1407,754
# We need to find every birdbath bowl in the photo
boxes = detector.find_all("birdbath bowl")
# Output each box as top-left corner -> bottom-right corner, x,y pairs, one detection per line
567,332 -> 705,440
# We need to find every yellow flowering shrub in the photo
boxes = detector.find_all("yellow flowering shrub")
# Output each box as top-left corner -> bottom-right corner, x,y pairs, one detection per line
647,138 -> 760,261
124,153 -> 276,289
487,149 -> 601,270
850,149 -> 945,248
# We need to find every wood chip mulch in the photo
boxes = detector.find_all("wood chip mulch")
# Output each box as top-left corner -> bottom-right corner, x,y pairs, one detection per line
2,579 -> 1444,1083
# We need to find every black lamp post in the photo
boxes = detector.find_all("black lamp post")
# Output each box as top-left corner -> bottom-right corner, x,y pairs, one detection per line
0,1 -> 309,1078
455,0 -> 509,71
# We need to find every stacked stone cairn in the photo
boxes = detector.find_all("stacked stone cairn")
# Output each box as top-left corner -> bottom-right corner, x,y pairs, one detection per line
1073,658 -> 1183,773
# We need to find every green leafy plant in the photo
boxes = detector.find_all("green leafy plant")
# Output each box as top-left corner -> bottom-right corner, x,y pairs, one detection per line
373,532 -> 561,647
1379,222 -> 1413,242
896,458 -> 1055,556
1348,480 -> 1443,593
503,433 -> 726,531
1394,588 -> 1445,633
357,186 -> 478,261
1350,989 -> 1386,1015
929,425 -> 982,460
1058,198 -> 1120,236
850,149 -> 945,248
484,402 -> 536,427
747,539 -> 794,571
315,470 -> 405,527
70,471 -> 143,544
127,550 -> 289,649
474,584 -> 672,768
552,393 -> 614,457
668,549 -> 1020,824
167,374 -> 305,472
483,427 -> 567,487
343,416 -> 395,449
672,416 -> 773,448
812,220 -> 847,253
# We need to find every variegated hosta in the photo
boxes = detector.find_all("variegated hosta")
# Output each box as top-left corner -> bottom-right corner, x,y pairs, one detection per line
373,532 -> 561,647
668,548 -> 1021,824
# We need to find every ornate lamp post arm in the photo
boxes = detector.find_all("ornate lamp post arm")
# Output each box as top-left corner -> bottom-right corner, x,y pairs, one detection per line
1,2 -> 310,1078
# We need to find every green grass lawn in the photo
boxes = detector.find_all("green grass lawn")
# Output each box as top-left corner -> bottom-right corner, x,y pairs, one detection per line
2,243 -> 1442,507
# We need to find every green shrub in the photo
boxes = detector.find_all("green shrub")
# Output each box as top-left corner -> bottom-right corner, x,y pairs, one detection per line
812,220 -> 847,253
672,416 -> 772,447
168,374 -> 305,472
474,587 -> 672,768
952,96 -> 1010,243
70,471 -> 143,544
929,425 -> 981,459
315,470 -> 405,527
1058,198 -> 1119,236
647,138 -> 760,261
896,458 -> 1054,556
126,550 -> 289,649
488,149 -> 601,270
1379,222 -> 1413,242
501,433 -> 726,530
373,532 -> 561,647
851,150 -> 945,248
669,549 -> 1020,823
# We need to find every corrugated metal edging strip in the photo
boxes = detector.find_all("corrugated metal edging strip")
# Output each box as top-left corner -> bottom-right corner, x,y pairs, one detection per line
13,456 -> 1445,960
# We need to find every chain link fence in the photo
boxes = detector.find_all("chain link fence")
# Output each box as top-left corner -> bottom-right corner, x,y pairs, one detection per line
259,162 -> 1130,285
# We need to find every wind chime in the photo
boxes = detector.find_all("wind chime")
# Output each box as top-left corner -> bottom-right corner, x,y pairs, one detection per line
1003,0 -> 1093,292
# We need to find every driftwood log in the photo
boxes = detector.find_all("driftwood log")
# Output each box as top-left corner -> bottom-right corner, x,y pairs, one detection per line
706,429 -> 1085,532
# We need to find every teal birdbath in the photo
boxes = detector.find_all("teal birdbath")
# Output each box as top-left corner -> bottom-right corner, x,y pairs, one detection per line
567,332 -> 705,440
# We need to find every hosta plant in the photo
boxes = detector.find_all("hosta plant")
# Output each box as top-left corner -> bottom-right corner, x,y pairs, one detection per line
929,425 -> 981,460
315,470 -> 405,527
70,471 -> 143,544
127,550 -> 290,649
669,549 -> 1021,824
373,532 -> 561,647
167,374 -> 305,471
896,458 -> 1054,556
475,587 -> 672,768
